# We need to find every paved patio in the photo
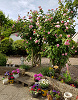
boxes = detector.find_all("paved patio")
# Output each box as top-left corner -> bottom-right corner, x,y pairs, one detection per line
0,76 -> 47,100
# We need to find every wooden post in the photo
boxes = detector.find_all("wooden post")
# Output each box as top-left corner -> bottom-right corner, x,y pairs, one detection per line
32,49 -> 33,67
39,54 -> 41,67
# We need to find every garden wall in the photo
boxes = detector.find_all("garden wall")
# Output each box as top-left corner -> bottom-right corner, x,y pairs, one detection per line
0,67 -> 17,75
46,76 -> 78,100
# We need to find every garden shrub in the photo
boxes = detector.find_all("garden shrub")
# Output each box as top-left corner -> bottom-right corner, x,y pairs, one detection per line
0,53 -> 7,66
20,64 -> 30,70
12,39 -> 27,55
0,37 -> 13,55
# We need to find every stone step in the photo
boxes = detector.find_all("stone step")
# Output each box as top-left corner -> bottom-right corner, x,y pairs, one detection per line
15,75 -> 34,87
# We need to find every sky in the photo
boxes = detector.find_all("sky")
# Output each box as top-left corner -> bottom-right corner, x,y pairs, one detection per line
0,0 -> 78,32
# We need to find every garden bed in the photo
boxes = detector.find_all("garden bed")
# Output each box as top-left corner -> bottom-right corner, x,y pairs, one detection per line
46,76 -> 78,100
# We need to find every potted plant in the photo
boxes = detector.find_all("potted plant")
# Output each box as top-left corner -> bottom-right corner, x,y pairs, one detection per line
8,73 -> 14,84
2,71 -> 10,85
51,90 -> 60,100
47,90 -> 53,100
29,84 -> 41,98
4,71 -> 10,78
12,69 -> 20,79
39,79 -> 49,96
34,73 -> 43,84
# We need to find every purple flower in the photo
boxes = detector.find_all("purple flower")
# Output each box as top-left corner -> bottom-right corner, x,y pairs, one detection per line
33,85 -> 35,88
53,90 -> 56,92
57,91 -> 60,93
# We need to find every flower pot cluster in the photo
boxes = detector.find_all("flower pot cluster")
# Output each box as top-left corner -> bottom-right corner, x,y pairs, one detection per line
29,73 -> 50,98
2,69 -> 20,84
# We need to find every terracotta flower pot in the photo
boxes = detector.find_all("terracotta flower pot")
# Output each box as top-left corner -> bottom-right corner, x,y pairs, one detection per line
47,95 -> 53,100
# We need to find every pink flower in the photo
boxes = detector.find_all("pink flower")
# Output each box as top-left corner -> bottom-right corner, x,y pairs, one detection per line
15,34 -> 18,37
34,74 -> 38,77
65,53 -> 67,55
45,19 -> 48,21
62,53 -> 64,56
33,31 -> 36,33
29,25 -> 33,28
26,41 -> 28,43
25,46 -> 26,48
55,25 -> 60,28
67,35 -> 70,38
12,24 -> 15,28
48,9 -> 50,11
50,17 -> 53,19
21,36 -> 23,38
51,9 -> 53,11
30,20 -> 33,23
29,15 -> 32,19
35,40 -> 38,43
75,50 -> 77,52
30,37 -> 32,40
57,44 -> 59,47
38,6 -> 41,8
66,9 -> 68,11
48,32 -> 50,34
61,21 -> 64,23
57,21 -> 59,24
66,26 -> 68,30
63,13 -> 67,16
64,41 -> 70,45
48,19 -> 51,21
64,22 -> 68,26
71,11 -> 73,13
59,34 -> 62,37
43,16 -> 45,18
37,73 -> 43,77
18,16 -> 20,21
68,18 -> 70,20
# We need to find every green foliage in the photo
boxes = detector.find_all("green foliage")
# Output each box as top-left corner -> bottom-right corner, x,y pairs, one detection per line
1,26 -> 12,37
12,39 -> 27,55
0,53 -> 7,66
20,64 -> 30,70
0,37 -> 13,54
39,67 -> 55,77
39,67 -> 49,76
63,71 -> 71,83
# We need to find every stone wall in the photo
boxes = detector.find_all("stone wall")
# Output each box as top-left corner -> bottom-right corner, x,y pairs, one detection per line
0,67 -> 17,75
46,76 -> 78,100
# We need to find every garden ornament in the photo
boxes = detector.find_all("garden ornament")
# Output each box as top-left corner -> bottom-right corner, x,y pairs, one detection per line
64,92 -> 72,100
20,56 -> 24,65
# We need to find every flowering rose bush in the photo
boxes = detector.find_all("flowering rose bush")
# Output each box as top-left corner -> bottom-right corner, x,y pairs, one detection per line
13,0 -> 77,73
